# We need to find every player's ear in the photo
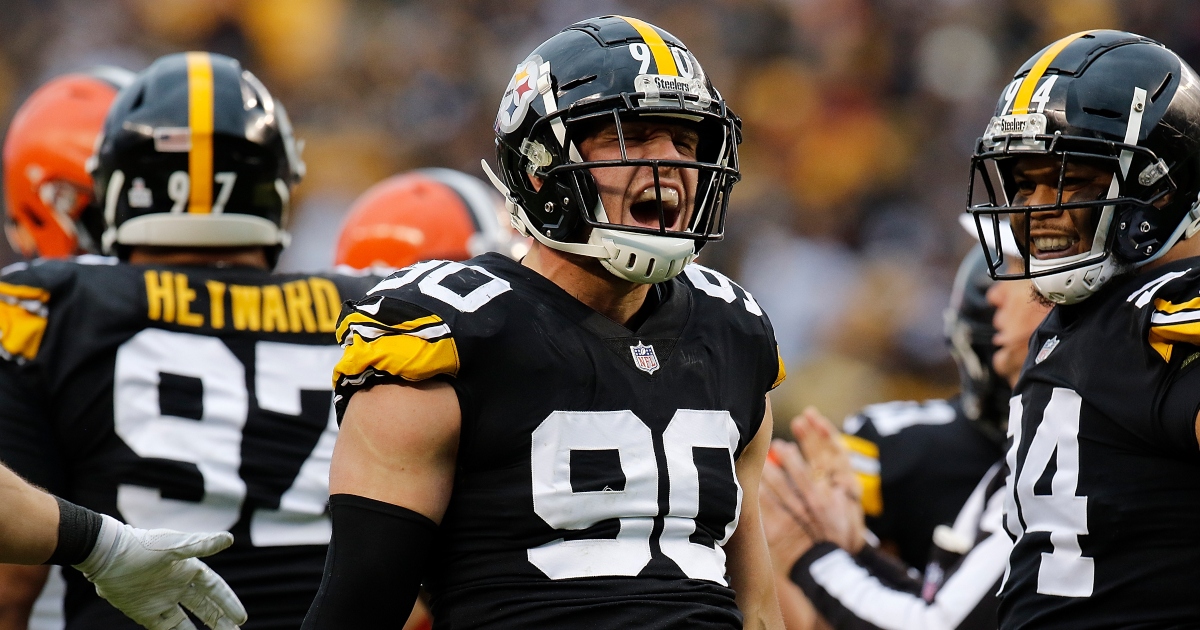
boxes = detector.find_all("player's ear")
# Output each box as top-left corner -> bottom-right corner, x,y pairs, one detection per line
527,173 -> 544,192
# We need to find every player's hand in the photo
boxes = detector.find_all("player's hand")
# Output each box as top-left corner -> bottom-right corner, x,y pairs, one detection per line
790,407 -> 867,553
74,515 -> 247,630
760,446 -> 819,574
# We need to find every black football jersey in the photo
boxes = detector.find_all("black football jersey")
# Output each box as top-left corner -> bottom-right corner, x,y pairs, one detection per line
843,398 -> 1004,569
999,258 -> 1200,629
0,256 -> 378,630
333,253 -> 785,630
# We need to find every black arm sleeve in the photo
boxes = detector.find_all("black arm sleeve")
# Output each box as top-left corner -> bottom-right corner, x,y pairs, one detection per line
301,494 -> 438,629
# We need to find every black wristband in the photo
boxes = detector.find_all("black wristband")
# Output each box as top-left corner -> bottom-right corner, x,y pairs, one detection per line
45,497 -> 102,567
301,494 -> 438,629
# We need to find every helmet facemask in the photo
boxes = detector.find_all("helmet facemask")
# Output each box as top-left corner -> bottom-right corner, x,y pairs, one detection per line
487,17 -> 742,284
970,123 -> 1177,303
500,98 -> 740,284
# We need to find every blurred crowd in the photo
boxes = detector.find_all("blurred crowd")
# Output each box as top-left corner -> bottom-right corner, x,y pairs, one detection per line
3,0 -> 1199,427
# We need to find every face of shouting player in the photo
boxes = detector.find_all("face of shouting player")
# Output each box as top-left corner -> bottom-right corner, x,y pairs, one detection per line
1007,155 -> 1114,261
576,119 -> 700,232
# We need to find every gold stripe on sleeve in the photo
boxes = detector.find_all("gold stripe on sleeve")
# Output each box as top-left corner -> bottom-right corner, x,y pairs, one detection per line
0,302 -> 47,361
334,333 -> 460,386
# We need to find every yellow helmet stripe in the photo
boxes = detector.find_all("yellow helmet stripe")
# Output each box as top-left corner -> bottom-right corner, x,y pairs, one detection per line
186,52 -> 214,214
616,16 -> 678,76
1012,31 -> 1095,115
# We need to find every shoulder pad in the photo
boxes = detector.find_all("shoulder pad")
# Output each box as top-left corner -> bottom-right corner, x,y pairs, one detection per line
332,259 -> 512,390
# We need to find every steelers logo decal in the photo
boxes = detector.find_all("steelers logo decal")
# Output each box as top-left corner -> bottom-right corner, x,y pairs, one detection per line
497,55 -> 544,134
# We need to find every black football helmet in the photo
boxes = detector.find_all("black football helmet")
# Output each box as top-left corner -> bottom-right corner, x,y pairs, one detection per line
968,30 -> 1200,304
482,15 -> 741,284
944,248 -> 1008,430
91,52 -> 304,265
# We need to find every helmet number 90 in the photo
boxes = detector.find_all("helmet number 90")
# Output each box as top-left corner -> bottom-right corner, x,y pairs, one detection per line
629,43 -> 652,75
165,171 -> 239,214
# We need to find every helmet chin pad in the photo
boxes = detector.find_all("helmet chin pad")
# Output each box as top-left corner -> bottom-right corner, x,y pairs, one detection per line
1030,255 -> 1122,304
590,228 -> 696,284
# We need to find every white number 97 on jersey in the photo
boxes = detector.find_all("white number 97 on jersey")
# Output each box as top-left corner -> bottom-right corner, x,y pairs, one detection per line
113,328 -> 341,547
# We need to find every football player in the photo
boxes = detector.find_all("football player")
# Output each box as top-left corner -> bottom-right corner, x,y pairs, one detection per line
333,167 -> 520,630
302,16 -> 786,629
334,168 -> 523,271
0,52 -> 379,629
0,460 -> 245,630
969,30 -> 1200,627
3,67 -> 133,258
1,66 -> 134,630
763,246 -> 1052,630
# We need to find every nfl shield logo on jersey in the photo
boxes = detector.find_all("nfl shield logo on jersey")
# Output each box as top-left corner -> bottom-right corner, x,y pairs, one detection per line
630,342 -> 660,374
1035,336 -> 1060,364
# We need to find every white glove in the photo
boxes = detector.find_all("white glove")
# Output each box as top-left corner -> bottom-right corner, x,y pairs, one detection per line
74,515 -> 248,630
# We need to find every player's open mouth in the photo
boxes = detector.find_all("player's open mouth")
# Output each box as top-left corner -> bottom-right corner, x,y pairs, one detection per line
1030,234 -> 1082,259
629,186 -> 681,230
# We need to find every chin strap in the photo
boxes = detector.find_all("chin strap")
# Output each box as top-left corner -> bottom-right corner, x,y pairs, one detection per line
479,159 -> 612,259
1183,201 -> 1200,240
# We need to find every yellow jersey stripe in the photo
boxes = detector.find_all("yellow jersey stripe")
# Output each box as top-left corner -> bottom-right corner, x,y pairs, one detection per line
1147,320 -> 1200,362
1012,31 -> 1093,115
0,282 -> 50,303
616,16 -> 678,76
840,433 -> 880,459
0,301 -> 47,361
771,347 -> 787,390
858,471 -> 883,517
186,52 -> 214,214
839,434 -> 883,517
334,311 -> 444,342
1153,296 -> 1200,315
333,334 -> 459,387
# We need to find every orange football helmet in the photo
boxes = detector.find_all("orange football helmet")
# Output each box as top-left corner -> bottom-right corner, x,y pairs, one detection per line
3,67 -> 134,258
335,168 -> 523,270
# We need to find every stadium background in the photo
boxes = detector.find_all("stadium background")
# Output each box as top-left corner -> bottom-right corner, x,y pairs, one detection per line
1,0 -> 1195,430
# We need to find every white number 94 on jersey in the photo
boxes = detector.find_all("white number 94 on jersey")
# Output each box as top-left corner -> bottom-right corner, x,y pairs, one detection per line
1004,388 -> 1094,598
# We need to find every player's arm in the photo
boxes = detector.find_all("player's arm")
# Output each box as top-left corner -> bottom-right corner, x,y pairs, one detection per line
763,427 -> 1007,630
0,462 -> 59,564
0,462 -> 245,630
0,565 -> 49,630
726,397 -> 786,630
302,380 -> 461,629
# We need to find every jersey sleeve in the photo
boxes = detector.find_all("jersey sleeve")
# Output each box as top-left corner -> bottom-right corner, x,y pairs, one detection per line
332,287 -> 460,421
1145,270 -> 1200,362
1146,274 -> 1200,448
0,266 -> 65,492
0,278 -> 50,363
680,264 -> 784,394
840,431 -> 884,519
